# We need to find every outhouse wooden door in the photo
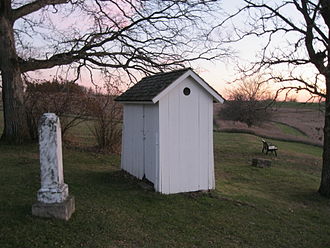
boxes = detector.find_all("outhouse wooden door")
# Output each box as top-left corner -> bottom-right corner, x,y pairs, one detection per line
121,105 -> 144,179
142,105 -> 159,184
122,104 -> 159,184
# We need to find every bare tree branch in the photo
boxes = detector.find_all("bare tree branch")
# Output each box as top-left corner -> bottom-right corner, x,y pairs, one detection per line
1,0 -> 228,143
14,0 -> 228,75
12,0 -> 69,21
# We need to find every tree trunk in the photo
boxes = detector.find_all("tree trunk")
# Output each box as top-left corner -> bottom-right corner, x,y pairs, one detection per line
0,13 -> 28,143
319,77 -> 330,197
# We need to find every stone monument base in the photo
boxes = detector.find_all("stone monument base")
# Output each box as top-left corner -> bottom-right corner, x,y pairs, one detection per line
32,195 -> 75,221
252,158 -> 272,168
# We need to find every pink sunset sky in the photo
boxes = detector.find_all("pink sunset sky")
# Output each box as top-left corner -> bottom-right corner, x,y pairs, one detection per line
21,0 -> 324,102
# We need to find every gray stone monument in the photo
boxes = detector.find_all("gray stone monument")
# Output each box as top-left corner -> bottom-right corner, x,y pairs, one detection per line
32,113 -> 75,220
252,158 -> 272,168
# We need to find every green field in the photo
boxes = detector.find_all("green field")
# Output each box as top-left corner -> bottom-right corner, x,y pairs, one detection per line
274,101 -> 325,110
64,117 -> 97,147
273,122 -> 307,137
0,131 -> 329,248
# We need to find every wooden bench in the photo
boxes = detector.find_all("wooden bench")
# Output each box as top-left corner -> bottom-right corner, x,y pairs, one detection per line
262,139 -> 278,156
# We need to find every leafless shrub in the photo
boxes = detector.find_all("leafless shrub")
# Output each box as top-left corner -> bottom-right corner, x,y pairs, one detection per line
24,78 -> 89,140
88,85 -> 122,154
219,76 -> 273,127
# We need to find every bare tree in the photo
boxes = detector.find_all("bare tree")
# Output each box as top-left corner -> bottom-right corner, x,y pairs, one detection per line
219,76 -> 273,127
0,0 -> 227,143
224,1 -> 330,197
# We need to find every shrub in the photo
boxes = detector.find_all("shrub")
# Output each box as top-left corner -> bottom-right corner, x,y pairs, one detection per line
24,78 -> 89,140
88,86 -> 122,153
219,76 -> 273,127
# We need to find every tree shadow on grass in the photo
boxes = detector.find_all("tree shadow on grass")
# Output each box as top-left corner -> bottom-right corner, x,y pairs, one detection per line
290,190 -> 330,205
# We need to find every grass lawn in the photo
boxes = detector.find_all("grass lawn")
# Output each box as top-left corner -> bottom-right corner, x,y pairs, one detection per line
0,131 -> 329,247
273,122 -> 306,137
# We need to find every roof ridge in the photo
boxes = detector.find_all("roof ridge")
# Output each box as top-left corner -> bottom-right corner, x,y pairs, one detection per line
141,67 -> 191,80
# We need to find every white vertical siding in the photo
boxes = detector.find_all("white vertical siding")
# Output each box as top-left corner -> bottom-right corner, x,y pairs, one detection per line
121,104 -> 144,179
199,89 -> 213,190
168,88 -> 180,193
158,76 -> 215,194
208,101 -> 215,189
179,79 -> 200,193
159,95 -> 170,194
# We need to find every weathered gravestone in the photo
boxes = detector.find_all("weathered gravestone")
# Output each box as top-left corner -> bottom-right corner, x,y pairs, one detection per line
32,113 -> 75,220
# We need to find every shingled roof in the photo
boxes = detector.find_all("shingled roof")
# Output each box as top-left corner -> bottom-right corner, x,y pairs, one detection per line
115,68 -> 190,102
115,68 -> 225,103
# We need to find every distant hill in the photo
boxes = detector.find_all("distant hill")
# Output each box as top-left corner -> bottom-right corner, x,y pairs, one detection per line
215,102 -> 324,146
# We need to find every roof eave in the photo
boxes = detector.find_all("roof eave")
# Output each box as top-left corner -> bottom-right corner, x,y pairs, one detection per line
115,100 -> 155,104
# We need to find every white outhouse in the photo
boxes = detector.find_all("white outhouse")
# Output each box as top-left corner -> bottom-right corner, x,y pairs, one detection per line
115,68 -> 224,194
